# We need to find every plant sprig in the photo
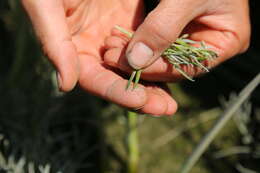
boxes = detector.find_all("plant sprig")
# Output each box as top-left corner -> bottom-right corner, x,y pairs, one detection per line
114,25 -> 218,90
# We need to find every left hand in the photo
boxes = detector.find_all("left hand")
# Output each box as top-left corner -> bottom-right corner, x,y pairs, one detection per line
22,0 -> 177,116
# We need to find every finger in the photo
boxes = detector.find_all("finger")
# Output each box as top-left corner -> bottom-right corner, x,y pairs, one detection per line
185,20 -> 250,66
104,47 -> 177,115
79,54 -> 177,115
104,36 -> 128,49
78,54 -> 147,109
155,84 -> 178,115
139,84 -> 177,116
105,21 -> 250,81
125,0 -> 208,70
104,47 -> 132,72
188,0 -> 251,57
104,46 -> 202,82
22,0 -> 79,92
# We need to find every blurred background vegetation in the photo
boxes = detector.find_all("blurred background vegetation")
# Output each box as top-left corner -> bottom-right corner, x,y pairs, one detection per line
0,0 -> 259,173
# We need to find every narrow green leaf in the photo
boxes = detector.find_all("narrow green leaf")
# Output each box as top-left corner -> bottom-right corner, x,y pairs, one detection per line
175,65 -> 194,82
114,26 -> 218,89
134,70 -> 142,89
114,25 -> 133,38
127,71 -> 137,90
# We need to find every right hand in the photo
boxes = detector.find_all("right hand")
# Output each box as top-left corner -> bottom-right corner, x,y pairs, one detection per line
104,0 -> 250,81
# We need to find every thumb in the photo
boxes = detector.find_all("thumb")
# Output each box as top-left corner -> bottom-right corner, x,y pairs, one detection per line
22,0 -> 79,92
126,0 -> 207,70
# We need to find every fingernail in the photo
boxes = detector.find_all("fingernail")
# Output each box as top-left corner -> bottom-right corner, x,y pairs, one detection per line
56,72 -> 62,90
126,42 -> 154,69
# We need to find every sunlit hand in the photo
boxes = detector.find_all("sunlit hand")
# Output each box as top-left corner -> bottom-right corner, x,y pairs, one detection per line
104,0 -> 251,81
22,0 -> 177,115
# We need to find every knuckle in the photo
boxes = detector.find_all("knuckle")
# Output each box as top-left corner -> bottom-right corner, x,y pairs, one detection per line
145,12 -> 173,46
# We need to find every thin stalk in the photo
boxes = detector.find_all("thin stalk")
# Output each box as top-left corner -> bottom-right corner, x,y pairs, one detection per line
126,111 -> 139,173
127,71 -> 137,90
115,25 -> 217,89
115,25 -> 133,38
179,73 -> 260,173
134,70 -> 142,89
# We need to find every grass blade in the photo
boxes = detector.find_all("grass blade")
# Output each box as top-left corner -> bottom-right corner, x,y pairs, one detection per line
179,73 -> 260,173
127,71 -> 137,90
134,70 -> 142,89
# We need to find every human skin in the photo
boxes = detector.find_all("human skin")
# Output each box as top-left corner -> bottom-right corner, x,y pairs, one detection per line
104,0 -> 251,81
21,0 -> 177,116
22,0 -> 250,116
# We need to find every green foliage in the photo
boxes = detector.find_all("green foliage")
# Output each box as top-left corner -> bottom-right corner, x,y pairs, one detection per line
115,26 -> 218,89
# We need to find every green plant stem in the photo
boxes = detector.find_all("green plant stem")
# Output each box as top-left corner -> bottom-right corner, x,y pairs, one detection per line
115,25 -> 133,38
134,70 -> 142,89
179,73 -> 260,173
127,71 -> 137,89
115,25 -> 217,90
126,111 -> 139,173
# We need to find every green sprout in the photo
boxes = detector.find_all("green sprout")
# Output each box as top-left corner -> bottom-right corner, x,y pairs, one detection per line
114,25 -> 218,90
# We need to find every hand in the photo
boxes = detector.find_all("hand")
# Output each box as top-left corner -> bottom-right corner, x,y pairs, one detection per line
22,0 -> 177,115
104,0 -> 251,81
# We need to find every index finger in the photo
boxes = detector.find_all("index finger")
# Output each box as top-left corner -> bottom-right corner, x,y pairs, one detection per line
22,0 -> 79,91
